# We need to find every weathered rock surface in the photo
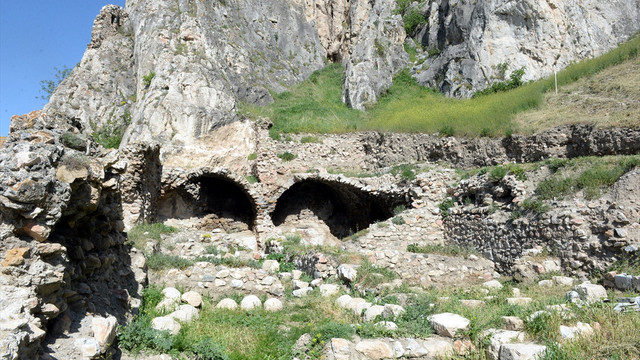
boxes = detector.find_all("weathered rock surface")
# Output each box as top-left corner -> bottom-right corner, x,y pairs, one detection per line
411,0 -> 640,97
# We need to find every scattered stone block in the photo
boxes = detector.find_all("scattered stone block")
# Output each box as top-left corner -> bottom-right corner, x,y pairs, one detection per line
363,305 -> 385,322
216,298 -> 238,310
420,336 -> 454,358
482,280 -> 503,290
319,284 -> 340,297
91,315 -> 117,349
499,343 -> 546,360
240,295 -> 262,310
482,329 -> 525,360
538,280 -> 553,288
502,316 -> 524,331
292,287 -> 313,297
261,260 -> 279,273
506,297 -> 532,306
383,304 -> 405,319
614,274 -> 633,290
293,280 -> 309,290
552,276 -> 574,287
162,287 -> 181,300
292,270 -> 303,280
429,313 -> 470,338
559,322 -> 593,340
573,283 -> 607,303
75,338 -> 101,358
264,298 -> 283,312
355,340 -> 394,359
151,316 -> 181,335
335,294 -> 352,308
460,299 -> 485,308
181,291 -> 202,308
337,264 -> 358,283
168,305 -> 199,322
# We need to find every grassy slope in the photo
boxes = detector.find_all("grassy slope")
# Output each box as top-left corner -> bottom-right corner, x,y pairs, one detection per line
241,34 -> 639,137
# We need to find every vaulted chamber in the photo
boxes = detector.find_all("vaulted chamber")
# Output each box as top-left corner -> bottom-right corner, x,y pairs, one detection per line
271,179 -> 408,238
158,174 -> 256,230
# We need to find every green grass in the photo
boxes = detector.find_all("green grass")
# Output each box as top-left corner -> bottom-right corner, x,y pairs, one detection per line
127,223 -> 178,251
536,156 -> 640,200
241,34 -> 639,137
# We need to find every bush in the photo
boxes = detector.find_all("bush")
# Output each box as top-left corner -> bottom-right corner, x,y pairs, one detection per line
147,253 -> 194,270
489,166 -> 508,182
391,216 -> 405,225
439,126 -> 455,137
61,154 -> 91,171
60,132 -> 86,151
403,8 -> 426,34
277,152 -> 297,161
247,153 -> 257,160
391,164 -> 416,181
143,71 -> 155,88
439,197 -> 456,217
191,338 -> 230,360
520,198 -> 550,214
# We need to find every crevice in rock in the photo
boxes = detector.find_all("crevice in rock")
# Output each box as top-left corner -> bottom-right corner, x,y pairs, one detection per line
158,174 -> 257,231
271,179 -> 408,238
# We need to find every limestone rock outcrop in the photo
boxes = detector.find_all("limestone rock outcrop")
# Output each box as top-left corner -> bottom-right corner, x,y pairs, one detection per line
411,0 -> 640,97
44,0 -> 406,148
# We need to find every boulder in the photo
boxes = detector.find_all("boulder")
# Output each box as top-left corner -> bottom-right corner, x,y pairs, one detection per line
240,295 -> 262,310
319,284 -> 341,297
354,340 -> 394,359
151,316 -> 181,335
363,305 -> 385,322
264,298 -> 283,312
573,283 -> 608,303
499,343 -> 546,360
91,315 -> 117,349
168,305 -> 199,322
181,291 -> 203,308
216,298 -> 238,310
429,313 -> 470,337
337,264 -> 358,283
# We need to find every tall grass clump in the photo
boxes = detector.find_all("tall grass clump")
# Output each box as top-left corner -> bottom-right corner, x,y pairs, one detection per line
241,63 -> 363,135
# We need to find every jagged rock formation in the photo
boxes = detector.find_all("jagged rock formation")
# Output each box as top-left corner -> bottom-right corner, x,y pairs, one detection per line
411,0 -> 640,97
44,0 -> 406,147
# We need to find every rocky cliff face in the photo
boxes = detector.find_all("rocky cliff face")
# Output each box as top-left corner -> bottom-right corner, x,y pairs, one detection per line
44,0 -> 407,147
411,0 -> 640,97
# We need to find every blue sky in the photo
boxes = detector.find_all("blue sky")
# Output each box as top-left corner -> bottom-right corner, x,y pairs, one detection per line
0,0 -> 126,136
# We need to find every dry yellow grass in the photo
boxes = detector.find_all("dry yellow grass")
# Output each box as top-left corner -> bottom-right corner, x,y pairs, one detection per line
514,57 -> 640,133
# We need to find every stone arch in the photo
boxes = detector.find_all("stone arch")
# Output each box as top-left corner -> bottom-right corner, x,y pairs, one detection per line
158,171 -> 257,230
271,178 -> 408,238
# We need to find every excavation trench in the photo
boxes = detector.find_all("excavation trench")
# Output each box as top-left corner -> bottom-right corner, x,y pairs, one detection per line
271,179 -> 408,239
158,174 -> 257,231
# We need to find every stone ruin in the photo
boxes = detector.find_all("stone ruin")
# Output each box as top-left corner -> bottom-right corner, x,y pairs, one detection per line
1,111 -> 639,359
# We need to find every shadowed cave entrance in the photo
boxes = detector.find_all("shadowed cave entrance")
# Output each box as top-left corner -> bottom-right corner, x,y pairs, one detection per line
271,179 -> 408,238
158,175 -> 256,231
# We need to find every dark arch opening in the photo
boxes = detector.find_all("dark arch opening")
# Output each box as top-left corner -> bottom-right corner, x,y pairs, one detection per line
271,179 -> 408,238
158,175 -> 256,230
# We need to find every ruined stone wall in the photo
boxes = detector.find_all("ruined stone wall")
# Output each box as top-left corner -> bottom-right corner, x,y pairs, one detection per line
361,125 -> 640,169
442,169 -> 640,276
0,112 -> 147,359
